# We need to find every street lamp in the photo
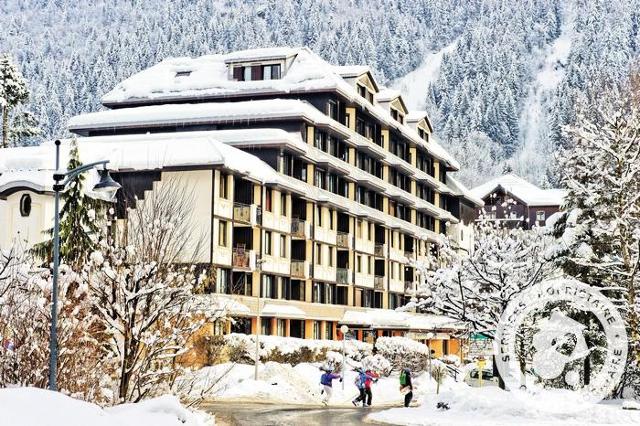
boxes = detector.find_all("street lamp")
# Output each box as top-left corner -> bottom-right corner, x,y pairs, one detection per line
340,324 -> 349,390
48,139 -> 120,391
254,257 -> 267,380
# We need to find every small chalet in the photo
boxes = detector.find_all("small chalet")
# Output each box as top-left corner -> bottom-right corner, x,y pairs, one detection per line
470,174 -> 566,229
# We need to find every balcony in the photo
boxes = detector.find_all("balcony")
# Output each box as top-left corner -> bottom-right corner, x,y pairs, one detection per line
291,218 -> 309,239
374,275 -> 385,291
337,232 -> 351,249
232,247 -> 255,270
404,250 -> 415,260
337,268 -> 351,285
233,202 -> 261,225
291,260 -> 309,279
374,243 -> 385,257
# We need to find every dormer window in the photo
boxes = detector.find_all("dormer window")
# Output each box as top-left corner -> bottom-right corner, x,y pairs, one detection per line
357,84 -> 374,103
232,63 -> 282,81
391,109 -> 404,124
175,71 -> 192,78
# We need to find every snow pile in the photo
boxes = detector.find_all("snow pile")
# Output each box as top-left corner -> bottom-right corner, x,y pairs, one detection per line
0,387 -> 213,426
368,385 -> 640,426
188,361 -> 433,407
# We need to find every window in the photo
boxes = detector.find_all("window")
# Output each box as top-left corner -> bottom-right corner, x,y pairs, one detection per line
313,282 -> 323,303
329,210 -> 334,230
262,275 -> 276,298
216,268 -> 229,294
19,194 -> 32,217
316,243 -> 322,265
219,172 -> 228,199
280,193 -> 287,216
280,234 -> 287,258
277,319 -> 286,336
313,321 -> 321,339
243,66 -> 252,82
357,84 -> 367,99
175,70 -> 191,77
536,211 -> 546,222
326,100 -> 338,120
265,231 -> 272,255
325,321 -> 334,339
328,247 -> 334,267
218,221 -> 227,246
261,318 -> 271,335
265,188 -> 273,212
262,64 -> 282,80
356,254 -> 362,273
316,207 -> 323,227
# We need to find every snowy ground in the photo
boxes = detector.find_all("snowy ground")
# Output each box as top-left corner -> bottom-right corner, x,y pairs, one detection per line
0,387 -> 214,426
182,361 -> 431,408
367,382 -> 640,426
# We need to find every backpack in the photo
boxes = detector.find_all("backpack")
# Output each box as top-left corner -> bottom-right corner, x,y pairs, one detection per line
400,370 -> 407,386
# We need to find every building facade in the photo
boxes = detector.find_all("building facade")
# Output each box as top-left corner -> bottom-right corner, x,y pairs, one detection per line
0,48 -> 480,357
470,174 -> 565,229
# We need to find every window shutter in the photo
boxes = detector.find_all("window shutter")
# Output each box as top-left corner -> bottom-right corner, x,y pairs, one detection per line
252,66 -> 263,80
233,66 -> 243,81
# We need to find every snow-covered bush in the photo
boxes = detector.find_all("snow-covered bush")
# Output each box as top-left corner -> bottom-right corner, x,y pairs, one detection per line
223,334 -> 372,366
361,354 -> 392,375
374,337 -> 430,372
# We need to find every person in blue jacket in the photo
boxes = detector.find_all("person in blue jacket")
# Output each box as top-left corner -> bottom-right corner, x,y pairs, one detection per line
320,368 -> 342,405
352,368 -> 377,407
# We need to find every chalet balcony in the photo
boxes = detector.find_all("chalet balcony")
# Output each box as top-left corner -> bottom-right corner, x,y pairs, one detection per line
337,268 -> 351,284
374,243 -> 385,257
291,260 -> 310,279
374,275 -> 385,291
233,202 -> 261,225
337,232 -> 351,249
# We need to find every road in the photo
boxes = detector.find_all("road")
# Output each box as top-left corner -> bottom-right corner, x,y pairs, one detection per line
202,402 -> 390,425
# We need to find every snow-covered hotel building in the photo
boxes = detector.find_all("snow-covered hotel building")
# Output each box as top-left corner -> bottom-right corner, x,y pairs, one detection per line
0,48 -> 480,356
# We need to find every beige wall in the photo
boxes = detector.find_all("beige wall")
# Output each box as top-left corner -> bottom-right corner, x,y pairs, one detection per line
0,191 -> 55,252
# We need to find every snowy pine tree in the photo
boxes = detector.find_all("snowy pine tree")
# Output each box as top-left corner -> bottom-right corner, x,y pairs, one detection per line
0,53 -> 32,148
554,86 -> 640,396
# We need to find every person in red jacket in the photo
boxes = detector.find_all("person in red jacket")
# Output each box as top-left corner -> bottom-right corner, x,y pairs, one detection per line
363,369 -> 379,407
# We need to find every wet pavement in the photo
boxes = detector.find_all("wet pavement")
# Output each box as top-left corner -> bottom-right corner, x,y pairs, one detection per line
202,402 -> 390,425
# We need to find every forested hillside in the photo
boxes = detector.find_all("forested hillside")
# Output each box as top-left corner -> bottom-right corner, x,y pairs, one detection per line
1,0 -> 638,186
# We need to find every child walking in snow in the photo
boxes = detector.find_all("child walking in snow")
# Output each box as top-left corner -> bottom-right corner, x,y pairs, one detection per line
352,368 -> 377,407
320,368 -> 342,405
400,368 -> 413,407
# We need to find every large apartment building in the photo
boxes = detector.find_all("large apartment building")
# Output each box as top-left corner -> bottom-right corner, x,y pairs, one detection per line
0,48 -> 480,356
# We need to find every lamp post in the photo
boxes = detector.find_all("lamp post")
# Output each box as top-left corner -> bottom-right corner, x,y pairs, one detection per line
340,324 -> 349,390
48,139 -> 120,391
254,258 -> 267,380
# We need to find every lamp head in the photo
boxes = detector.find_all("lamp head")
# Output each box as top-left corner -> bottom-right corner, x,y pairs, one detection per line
92,168 -> 121,199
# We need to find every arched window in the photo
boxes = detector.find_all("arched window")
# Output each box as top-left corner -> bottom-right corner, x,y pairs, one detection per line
19,194 -> 32,217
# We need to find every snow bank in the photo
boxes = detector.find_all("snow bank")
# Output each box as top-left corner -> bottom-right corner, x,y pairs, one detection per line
0,387 -> 213,426
188,361 -> 434,407
368,385 -> 640,426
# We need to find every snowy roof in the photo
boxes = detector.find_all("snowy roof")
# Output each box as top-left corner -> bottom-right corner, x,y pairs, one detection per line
97,47 -> 459,170
261,304 -> 306,319
375,88 -> 402,102
447,176 -> 484,207
222,47 -> 301,63
470,174 -> 566,207
68,99 -> 329,132
339,310 -> 463,331
332,65 -> 371,78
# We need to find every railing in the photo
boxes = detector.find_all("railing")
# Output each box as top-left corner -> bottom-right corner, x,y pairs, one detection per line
404,280 -> 415,292
291,218 -> 306,238
233,202 -> 251,223
232,248 -> 251,269
404,250 -> 415,259
374,243 -> 385,257
291,260 -> 307,279
337,232 -> 350,248
374,275 -> 384,291
337,268 -> 350,284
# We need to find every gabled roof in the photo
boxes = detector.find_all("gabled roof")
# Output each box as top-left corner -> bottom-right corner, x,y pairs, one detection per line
470,174 -> 566,207
376,88 -> 408,113
447,176 -> 484,207
406,110 -> 434,133
332,65 -> 371,78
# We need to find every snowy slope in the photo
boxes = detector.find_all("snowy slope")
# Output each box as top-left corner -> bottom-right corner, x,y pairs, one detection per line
392,40 -> 458,110
0,388 -> 214,426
